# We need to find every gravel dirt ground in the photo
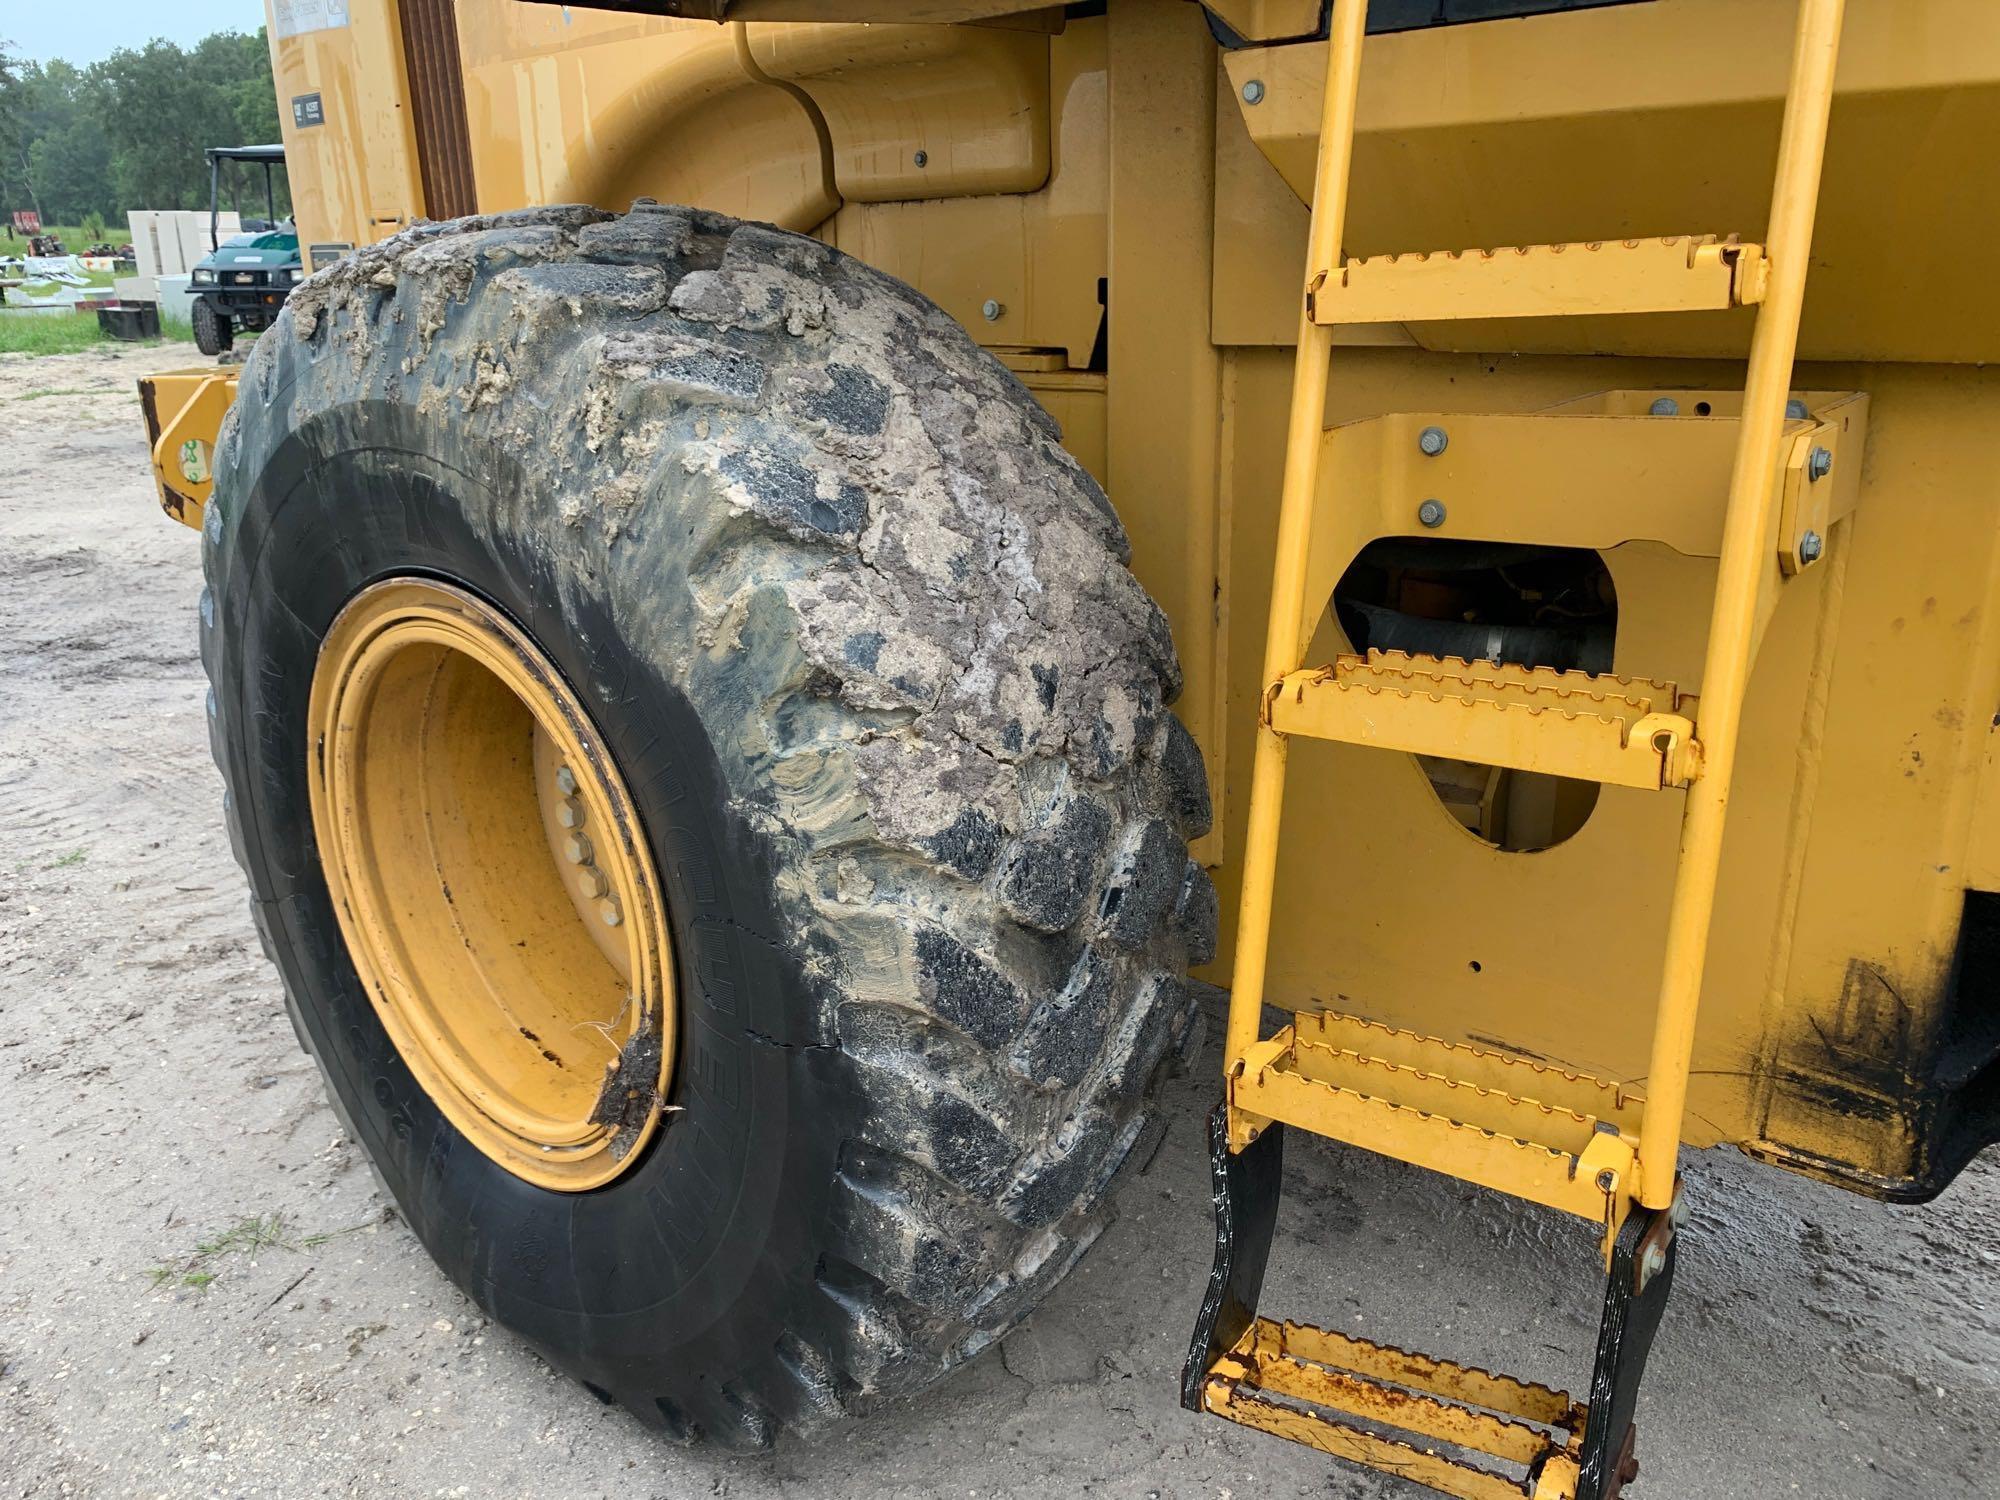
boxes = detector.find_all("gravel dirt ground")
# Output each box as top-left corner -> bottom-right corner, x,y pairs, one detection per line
2,343 -> 1997,1500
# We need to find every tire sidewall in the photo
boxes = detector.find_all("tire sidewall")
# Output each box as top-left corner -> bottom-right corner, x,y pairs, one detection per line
209,395 -> 854,1404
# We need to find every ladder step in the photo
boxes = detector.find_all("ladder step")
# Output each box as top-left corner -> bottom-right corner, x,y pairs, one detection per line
1311,235 -> 1767,326
1289,1036 -> 1599,1156
1201,1317 -> 1586,1500
1234,1020 -> 1640,1227
1297,1011 -> 1647,1138
1268,650 -> 1699,790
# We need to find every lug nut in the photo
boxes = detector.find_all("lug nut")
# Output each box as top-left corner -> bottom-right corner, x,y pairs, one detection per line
576,864 -> 609,899
563,832 -> 592,865
1417,425 -> 1449,457
1799,530 -> 1824,563
1241,79 -> 1266,105
1417,498 -> 1447,529
1649,396 -> 1679,416
1638,1241 -> 1668,1291
557,795 -> 585,829
555,764 -> 577,795
1807,445 -> 1833,482
598,899 -> 624,928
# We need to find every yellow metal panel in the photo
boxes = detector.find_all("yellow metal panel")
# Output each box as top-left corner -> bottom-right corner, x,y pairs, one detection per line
746,22 -> 1050,203
457,4 -> 837,230
1293,397 -> 1866,655
267,0 -> 428,250
1966,718 -> 2000,892
457,4 -> 1051,232
1222,0 -> 2000,364
1016,370 -> 1107,484
821,17 -> 1106,364
1106,0 -> 1228,866
1213,64 -> 1417,350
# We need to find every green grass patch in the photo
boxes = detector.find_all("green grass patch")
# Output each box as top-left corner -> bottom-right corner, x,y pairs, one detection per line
146,1211 -> 373,1295
0,308 -> 198,356
194,1213 -> 292,1257
0,311 -> 110,356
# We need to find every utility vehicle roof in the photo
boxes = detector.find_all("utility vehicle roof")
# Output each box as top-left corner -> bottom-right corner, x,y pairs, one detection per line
205,145 -> 287,165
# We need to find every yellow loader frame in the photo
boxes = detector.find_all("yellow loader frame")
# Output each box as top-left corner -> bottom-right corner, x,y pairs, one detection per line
139,1 -> 2000,1493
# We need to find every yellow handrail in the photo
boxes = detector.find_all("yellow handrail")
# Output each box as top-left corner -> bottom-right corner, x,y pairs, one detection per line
1633,0 -> 1848,1207
1220,0 -> 1371,1080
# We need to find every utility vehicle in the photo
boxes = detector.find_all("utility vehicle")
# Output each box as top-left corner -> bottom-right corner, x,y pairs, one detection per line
186,144 -> 300,354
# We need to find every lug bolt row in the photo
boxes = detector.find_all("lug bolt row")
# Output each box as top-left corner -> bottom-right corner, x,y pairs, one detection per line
556,762 -> 623,928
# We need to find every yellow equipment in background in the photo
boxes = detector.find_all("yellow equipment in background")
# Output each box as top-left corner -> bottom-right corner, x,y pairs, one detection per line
138,368 -> 237,528
140,2 -> 2000,1495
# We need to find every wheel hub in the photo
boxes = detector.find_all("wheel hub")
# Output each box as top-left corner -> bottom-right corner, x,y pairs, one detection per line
306,578 -> 674,1190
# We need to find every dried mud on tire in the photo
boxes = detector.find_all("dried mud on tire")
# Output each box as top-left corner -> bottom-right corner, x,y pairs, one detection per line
202,203 -> 1218,1446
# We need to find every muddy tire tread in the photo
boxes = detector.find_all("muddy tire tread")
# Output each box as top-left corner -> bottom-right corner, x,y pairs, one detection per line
201,203 -> 1215,1446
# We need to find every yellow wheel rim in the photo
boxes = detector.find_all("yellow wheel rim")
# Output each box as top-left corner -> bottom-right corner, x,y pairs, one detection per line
306,578 -> 675,1191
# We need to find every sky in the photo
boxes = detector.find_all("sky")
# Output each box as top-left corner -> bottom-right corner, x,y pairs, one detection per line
7,0 -> 271,67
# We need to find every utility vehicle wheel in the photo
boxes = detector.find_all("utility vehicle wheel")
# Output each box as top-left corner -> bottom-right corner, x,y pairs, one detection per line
191,296 -> 233,357
202,204 -> 1215,1446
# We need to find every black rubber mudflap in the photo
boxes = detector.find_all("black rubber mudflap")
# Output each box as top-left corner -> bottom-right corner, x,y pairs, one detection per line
1180,1104 -> 1284,1410
1577,1204 -> 1680,1500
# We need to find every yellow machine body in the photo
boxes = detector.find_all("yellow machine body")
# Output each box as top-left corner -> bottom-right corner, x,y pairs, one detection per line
147,0 -> 2000,1210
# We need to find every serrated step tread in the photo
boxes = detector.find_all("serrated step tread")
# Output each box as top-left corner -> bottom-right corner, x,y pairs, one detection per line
1269,651 -> 1696,790
1314,234 -> 1767,325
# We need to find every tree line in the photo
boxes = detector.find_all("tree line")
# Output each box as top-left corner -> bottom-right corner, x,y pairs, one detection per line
0,30 -> 288,230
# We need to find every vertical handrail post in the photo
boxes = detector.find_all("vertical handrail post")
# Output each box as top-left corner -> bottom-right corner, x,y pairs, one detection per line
1221,0 -> 1371,1086
1635,0 -> 1847,1206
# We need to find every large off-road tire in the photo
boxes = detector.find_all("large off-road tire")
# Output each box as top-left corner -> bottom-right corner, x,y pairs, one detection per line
190,295 -> 233,356
201,204 -> 1216,1447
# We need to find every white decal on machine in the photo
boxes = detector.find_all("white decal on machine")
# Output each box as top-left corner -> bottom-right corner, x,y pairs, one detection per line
269,0 -> 351,42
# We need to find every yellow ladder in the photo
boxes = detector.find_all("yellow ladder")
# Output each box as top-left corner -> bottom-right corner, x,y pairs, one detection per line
1184,3 -> 1849,1498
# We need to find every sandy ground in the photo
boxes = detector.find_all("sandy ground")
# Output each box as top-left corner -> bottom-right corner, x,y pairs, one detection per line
1,343 -> 1996,1500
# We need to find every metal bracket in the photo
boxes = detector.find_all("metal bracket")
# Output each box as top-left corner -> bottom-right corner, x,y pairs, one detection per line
1774,394 -> 1867,575
139,367 -> 239,530
1182,1103 -> 1284,1411
1575,1201 -> 1681,1500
